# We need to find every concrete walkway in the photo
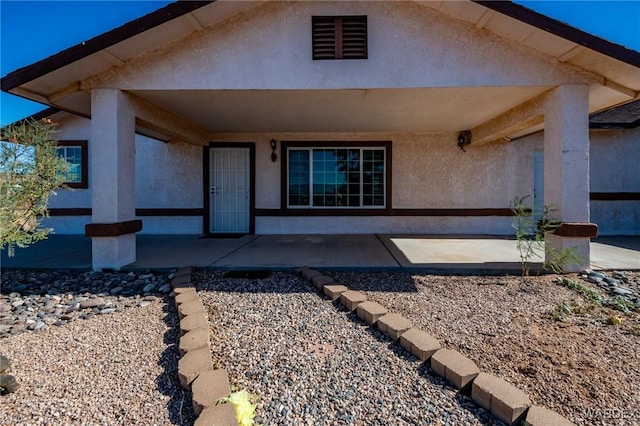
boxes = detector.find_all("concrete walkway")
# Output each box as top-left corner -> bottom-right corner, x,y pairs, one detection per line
1,234 -> 638,272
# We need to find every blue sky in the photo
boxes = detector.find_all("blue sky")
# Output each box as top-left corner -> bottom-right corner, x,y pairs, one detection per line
1,1 -> 639,126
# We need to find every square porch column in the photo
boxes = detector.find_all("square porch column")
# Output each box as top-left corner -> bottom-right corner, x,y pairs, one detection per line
86,88 -> 141,270
543,84 -> 597,272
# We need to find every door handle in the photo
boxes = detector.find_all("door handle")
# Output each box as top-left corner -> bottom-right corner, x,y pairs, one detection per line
210,187 -> 216,195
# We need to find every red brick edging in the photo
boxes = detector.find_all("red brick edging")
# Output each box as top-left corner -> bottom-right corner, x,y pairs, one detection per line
298,267 -> 576,426
170,267 -> 238,426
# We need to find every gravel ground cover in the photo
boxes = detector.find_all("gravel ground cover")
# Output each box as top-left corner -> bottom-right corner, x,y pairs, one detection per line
333,271 -> 640,426
0,270 -> 195,426
2,269 -> 638,426
0,269 -> 173,338
195,270 -> 499,426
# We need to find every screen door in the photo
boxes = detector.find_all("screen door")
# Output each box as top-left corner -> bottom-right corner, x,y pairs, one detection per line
209,147 -> 250,233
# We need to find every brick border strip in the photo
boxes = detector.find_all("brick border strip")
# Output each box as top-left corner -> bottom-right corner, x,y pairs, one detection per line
298,267 -> 576,426
170,267 -> 238,426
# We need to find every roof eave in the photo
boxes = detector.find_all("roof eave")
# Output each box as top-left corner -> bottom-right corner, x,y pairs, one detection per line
0,0 -> 215,92
473,1 -> 640,68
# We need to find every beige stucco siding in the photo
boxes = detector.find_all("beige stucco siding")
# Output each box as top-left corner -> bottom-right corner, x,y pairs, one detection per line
392,134 -> 537,208
590,127 -> 640,235
44,117 -> 204,234
255,215 -> 511,234
218,131 -> 539,211
590,128 -> 640,192
44,123 -> 638,236
47,115 -> 92,210
85,1 -> 596,92
213,132 -> 541,235
135,135 -> 202,209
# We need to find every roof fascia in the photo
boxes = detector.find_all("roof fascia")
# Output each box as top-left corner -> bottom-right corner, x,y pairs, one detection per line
590,120 -> 640,130
1,1 -> 215,92
473,1 -> 640,68
2,107 -> 62,128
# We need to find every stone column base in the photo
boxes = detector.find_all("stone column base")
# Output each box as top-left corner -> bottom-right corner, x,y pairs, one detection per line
91,234 -> 136,271
545,233 -> 590,273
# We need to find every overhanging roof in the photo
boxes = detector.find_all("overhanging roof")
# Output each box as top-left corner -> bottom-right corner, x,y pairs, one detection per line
1,1 -> 215,91
590,99 -> 640,129
2,0 -> 639,139
475,1 -> 640,69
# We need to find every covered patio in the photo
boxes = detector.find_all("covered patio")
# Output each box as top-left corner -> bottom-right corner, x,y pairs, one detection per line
1,234 -> 638,272
3,1 -> 639,272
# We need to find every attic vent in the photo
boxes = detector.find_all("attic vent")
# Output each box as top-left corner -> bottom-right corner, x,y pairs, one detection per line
312,16 -> 367,60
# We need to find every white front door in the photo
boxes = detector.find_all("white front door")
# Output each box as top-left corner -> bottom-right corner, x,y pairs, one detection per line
209,147 -> 250,233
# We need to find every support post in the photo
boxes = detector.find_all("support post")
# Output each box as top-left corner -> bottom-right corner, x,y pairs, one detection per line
543,84 -> 595,272
87,88 -> 140,270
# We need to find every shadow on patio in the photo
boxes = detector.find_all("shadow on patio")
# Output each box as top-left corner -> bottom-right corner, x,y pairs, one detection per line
1,234 -> 638,272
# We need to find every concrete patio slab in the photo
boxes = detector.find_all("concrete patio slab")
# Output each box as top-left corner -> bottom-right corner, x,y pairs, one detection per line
380,234 -> 640,272
129,235 -> 258,268
1,234 -> 638,272
0,234 -> 92,269
211,234 -> 399,269
379,235 -> 543,271
590,236 -> 640,270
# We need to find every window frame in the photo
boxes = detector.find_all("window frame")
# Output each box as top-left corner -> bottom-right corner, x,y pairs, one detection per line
281,141 -> 392,212
56,140 -> 88,188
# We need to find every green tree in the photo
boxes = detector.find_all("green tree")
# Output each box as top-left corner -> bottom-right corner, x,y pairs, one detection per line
1,118 -> 67,256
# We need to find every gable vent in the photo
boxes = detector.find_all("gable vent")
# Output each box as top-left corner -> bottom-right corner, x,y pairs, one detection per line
312,16 -> 367,60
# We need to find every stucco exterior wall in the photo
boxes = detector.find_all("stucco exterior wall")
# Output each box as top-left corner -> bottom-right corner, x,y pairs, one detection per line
44,117 -> 204,235
44,121 -> 638,236
39,0 -> 636,238
392,134 -> 537,208
220,131 -> 540,210
48,115 -> 92,209
86,1 -> 596,91
516,128 -> 640,236
255,216 -> 511,235
135,135 -> 202,208
213,131 -> 542,235
590,128 -> 640,235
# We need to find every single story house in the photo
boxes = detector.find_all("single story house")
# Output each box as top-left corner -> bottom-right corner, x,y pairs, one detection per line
2,1 -> 639,271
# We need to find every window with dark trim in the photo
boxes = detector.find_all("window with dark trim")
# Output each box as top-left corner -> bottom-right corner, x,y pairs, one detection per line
56,140 -> 88,188
312,16 -> 367,60
287,146 -> 386,208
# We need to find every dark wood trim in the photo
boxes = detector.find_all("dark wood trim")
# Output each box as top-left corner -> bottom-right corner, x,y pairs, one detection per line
249,144 -> 256,234
48,208 -> 204,216
203,146 -> 209,234
204,143 -> 256,234
390,208 -> 515,217
18,107 -> 61,124
136,208 -> 204,216
255,208 -> 516,217
280,141 -> 392,211
283,141 -> 390,148
386,143 -> 393,210
4,106 -> 64,129
56,140 -> 88,189
473,1 -> 640,68
48,208 -> 92,216
552,222 -> 598,238
1,2 -> 215,91
85,220 -> 143,237
590,192 -> 640,201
